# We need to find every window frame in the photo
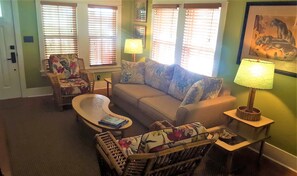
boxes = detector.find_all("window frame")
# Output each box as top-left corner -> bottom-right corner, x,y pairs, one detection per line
36,0 -> 122,73
151,0 -> 228,77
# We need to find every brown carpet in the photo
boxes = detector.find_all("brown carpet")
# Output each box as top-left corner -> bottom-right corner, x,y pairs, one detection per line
0,96 -> 295,176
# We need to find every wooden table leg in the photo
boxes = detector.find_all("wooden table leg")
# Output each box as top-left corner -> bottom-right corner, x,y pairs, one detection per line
258,140 -> 265,165
226,152 -> 234,175
106,82 -> 110,97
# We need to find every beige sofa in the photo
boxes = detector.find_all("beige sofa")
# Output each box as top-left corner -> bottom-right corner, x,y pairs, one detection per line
111,64 -> 236,128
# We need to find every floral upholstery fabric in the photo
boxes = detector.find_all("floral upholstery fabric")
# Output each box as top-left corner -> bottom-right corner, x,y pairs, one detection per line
117,122 -> 208,155
180,80 -> 204,106
200,77 -> 223,100
59,78 -> 89,95
168,65 -> 204,101
118,135 -> 142,155
120,60 -> 145,84
144,59 -> 175,92
49,54 -> 80,79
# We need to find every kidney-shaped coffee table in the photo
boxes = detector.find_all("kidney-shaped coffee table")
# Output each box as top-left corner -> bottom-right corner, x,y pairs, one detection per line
72,94 -> 132,137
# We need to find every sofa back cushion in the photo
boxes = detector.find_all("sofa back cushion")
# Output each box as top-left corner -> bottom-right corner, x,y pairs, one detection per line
168,65 -> 204,101
144,59 -> 175,92
120,60 -> 145,84
137,122 -> 208,153
49,54 -> 80,79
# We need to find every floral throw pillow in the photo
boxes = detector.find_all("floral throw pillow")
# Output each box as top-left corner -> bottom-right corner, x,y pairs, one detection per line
137,122 -> 208,153
200,77 -> 223,100
49,54 -> 80,79
144,59 -> 175,92
180,80 -> 204,106
168,65 -> 204,101
120,60 -> 145,84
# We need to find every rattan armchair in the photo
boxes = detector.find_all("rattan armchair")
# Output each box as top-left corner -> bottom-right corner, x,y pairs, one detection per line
43,54 -> 94,111
95,126 -> 218,176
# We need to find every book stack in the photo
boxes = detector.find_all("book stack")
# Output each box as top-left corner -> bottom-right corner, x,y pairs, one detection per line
99,114 -> 128,128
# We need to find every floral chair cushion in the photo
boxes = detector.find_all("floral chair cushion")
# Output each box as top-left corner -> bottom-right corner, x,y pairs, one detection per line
144,59 -> 175,92
49,54 -> 80,79
120,60 -> 145,84
118,135 -> 142,155
168,65 -> 204,101
59,78 -> 89,95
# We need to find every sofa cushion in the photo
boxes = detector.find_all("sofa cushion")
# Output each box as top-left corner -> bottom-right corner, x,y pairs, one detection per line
120,60 -> 145,84
200,77 -> 223,100
138,122 -> 208,153
144,59 -> 175,92
168,65 -> 204,101
113,84 -> 166,107
180,80 -> 204,106
118,135 -> 142,155
49,54 -> 80,79
138,95 -> 181,123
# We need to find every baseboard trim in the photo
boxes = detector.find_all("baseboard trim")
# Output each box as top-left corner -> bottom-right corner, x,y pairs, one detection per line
251,142 -> 297,173
22,86 -> 52,97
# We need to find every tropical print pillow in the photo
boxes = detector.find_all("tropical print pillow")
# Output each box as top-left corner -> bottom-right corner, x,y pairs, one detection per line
137,122 -> 208,153
168,65 -> 204,101
49,54 -> 80,79
200,77 -> 223,100
180,80 -> 204,106
144,59 -> 175,92
118,135 -> 142,155
59,78 -> 89,95
120,60 -> 145,84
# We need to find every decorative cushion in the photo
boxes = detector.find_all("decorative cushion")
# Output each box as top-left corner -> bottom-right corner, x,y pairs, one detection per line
144,59 -> 175,92
49,54 -> 80,79
200,77 -> 223,100
120,60 -> 145,84
168,65 -> 204,101
137,122 -> 208,153
118,135 -> 142,155
59,78 -> 89,95
180,80 -> 204,106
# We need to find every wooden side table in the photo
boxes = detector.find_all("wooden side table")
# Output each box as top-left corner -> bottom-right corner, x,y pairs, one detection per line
104,78 -> 112,97
208,109 -> 274,174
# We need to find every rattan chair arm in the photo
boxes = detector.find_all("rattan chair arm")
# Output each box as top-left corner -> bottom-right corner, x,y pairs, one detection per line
95,131 -> 128,175
96,144 -> 114,169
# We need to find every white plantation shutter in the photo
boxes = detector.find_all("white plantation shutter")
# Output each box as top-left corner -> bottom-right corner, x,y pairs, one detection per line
181,3 -> 221,76
40,2 -> 78,60
88,5 -> 117,66
151,4 -> 179,65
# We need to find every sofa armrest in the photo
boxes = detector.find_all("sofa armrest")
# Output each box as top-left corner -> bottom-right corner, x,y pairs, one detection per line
175,95 -> 236,128
111,71 -> 121,86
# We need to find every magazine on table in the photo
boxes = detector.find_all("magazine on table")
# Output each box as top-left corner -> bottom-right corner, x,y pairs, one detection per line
98,114 -> 128,128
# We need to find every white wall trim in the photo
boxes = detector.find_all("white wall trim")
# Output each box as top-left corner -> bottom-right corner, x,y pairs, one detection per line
251,142 -> 297,173
22,86 -> 52,97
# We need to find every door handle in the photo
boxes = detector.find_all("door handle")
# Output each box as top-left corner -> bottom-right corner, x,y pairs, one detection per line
7,52 -> 16,63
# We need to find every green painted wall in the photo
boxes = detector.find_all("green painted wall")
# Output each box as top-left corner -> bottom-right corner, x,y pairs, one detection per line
18,0 -> 49,88
218,0 -> 296,156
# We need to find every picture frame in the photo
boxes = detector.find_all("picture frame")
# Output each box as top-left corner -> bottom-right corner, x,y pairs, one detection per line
134,25 -> 146,48
237,2 -> 297,77
135,0 -> 147,22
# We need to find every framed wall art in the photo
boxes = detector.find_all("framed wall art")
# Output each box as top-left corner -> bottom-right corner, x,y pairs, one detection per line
237,2 -> 297,77
134,25 -> 146,48
135,0 -> 147,22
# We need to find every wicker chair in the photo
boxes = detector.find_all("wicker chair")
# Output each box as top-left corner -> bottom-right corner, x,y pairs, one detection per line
95,121 -> 219,176
43,54 -> 94,111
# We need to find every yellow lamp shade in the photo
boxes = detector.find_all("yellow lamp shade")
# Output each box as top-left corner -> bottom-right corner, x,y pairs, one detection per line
124,39 -> 143,54
234,59 -> 275,90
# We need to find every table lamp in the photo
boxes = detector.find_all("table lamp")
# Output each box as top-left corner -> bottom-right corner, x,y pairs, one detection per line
124,39 -> 143,62
234,58 -> 275,121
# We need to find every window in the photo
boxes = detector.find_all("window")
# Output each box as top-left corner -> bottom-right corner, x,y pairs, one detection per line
181,4 -> 221,76
151,1 -> 227,76
40,2 -> 77,60
88,5 -> 117,66
151,4 -> 179,65
36,0 -> 121,71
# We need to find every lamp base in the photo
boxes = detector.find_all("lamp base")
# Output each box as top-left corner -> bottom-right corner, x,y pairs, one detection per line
236,106 -> 261,121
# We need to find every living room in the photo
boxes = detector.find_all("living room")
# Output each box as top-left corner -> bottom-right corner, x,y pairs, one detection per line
0,0 -> 296,175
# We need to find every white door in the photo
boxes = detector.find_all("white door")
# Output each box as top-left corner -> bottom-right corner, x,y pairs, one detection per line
0,0 -> 21,99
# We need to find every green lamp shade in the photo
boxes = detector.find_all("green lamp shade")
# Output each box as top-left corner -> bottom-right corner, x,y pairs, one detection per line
124,39 -> 143,54
234,59 -> 275,89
